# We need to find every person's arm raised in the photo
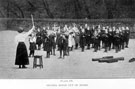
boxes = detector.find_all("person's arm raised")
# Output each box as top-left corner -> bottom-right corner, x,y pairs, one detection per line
24,25 -> 35,37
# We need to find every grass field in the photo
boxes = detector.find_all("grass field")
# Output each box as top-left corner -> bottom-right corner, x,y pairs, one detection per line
0,30 -> 135,79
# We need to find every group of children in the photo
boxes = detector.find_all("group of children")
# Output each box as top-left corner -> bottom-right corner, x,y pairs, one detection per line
15,22 -> 131,68
28,23 -> 130,59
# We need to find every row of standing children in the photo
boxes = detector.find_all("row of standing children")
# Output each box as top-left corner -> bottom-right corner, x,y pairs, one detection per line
28,24 -> 77,59
28,23 -> 130,59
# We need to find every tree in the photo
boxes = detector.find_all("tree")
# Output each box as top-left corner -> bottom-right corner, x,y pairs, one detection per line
1,0 -> 135,19
42,0 -> 54,18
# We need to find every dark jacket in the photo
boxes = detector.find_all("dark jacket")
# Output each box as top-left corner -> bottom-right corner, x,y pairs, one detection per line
36,32 -> 42,45
43,36 -> 52,51
49,34 -> 56,49
80,32 -> 86,47
57,36 -> 68,50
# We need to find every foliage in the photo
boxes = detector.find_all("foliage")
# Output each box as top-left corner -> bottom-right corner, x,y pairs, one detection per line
0,0 -> 135,19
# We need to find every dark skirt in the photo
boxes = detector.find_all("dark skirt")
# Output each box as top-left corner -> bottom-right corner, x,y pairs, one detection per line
58,44 -> 66,50
15,42 -> 29,65
51,42 -> 56,49
29,42 -> 37,50
36,37 -> 42,45
43,42 -> 52,52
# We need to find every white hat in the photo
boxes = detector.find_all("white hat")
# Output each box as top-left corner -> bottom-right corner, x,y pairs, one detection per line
109,28 -> 112,32
102,27 -> 105,30
43,27 -> 46,30
105,29 -> 108,33
116,29 -> 119,33
126,27 -> 129,30
121,27 -> 125,30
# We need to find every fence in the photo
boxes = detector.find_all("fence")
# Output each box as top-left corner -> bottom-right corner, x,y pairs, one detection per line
0,18 -> 135,38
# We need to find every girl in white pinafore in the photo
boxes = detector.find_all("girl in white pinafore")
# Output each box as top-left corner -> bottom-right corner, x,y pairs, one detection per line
68,30 -> 75,51
14,26 -> 35,68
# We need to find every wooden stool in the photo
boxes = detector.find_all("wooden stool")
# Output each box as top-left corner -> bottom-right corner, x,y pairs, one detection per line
33,55 -> 43,68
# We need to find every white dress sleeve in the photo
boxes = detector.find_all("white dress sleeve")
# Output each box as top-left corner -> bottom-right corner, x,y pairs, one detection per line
14,26 -> 34,45
23,26 -> 34,38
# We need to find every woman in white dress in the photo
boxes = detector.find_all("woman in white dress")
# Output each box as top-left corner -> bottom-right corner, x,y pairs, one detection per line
15,25 -> 35,68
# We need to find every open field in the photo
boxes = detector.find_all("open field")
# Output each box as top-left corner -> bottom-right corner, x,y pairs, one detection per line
0,30 -> 135,79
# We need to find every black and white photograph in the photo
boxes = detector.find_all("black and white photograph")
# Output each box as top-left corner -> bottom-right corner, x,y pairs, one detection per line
1,0 -> 135,88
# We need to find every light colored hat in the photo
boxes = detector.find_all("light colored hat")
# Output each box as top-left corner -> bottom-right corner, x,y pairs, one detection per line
126,27 -> 129,30
121,27 -> 125,30
85,24 -> 88,27
106,26 -> 109,28
116,29 -> 119,33
105,29 -> 108,33
102,27 -> 105,30
109,28 -> 112,32
43,27 -> 46,30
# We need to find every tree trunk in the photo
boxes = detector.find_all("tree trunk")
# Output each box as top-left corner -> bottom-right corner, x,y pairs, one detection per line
13,0 -> 25,18
82,0 -> 91,19
9,9 -> 20,18
7,1 -> 9,18
0,10 -> 5,17
42,0 -> 54,18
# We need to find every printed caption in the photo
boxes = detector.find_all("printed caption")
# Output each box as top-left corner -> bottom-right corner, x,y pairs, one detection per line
46,80 -> 88,87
